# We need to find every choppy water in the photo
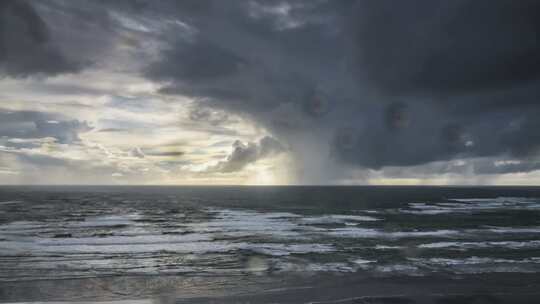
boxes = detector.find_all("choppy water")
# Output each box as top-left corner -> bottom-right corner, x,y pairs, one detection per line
1,186 -> 540,302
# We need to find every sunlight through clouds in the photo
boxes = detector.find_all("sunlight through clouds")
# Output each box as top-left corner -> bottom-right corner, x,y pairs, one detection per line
1,0 -> 540,185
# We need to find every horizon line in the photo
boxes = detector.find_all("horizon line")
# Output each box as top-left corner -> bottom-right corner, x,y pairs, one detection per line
1,184 -> 540,187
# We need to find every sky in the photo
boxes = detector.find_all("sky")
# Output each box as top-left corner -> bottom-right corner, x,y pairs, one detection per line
1,0 -> 540,185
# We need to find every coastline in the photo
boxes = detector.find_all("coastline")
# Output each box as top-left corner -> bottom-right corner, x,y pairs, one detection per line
2,272 -> 540,303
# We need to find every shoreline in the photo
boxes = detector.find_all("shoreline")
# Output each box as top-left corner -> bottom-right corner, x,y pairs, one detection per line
2,272 -> 540,303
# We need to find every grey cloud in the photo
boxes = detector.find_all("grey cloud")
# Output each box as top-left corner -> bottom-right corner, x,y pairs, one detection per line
210,140 -> 234,148
210,136 -> 285,173
258,136 -> 286,158
0,110 -> 92,144
0,137 -> 54,150
350,0 -> 540,95
0,1 -> 82,76
147,41 -> 246,82
97,128 -> 129,133
129,147 -> 145,158
377,156 -> 540,180
331,102 -> 540,170
1,0 -> 173,78
0,149 -> 70,167
139,0 -> 540,179
146,151 -> 184,157
474,160 -> 540,175
156,160 -> 191,169
177,122 -> 240,137
34,120 -> 92,143
5,0 -> 540,182
0,149 -> 131,185
144,1 -> 344,112
189,106 -> 232,127
132,144 -> 185,158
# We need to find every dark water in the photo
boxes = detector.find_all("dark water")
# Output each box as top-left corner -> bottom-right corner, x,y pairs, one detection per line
1,186 -> 540,303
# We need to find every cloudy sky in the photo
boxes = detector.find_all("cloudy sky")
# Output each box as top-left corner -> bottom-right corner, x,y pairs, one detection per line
1,0 -> 540,185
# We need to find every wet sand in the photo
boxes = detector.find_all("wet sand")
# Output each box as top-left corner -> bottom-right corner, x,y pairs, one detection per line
1,273 -> 540,303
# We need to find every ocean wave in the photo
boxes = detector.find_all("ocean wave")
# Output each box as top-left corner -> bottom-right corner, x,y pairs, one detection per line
299,215 -> 381,225
0,200 -> 22,206
400,197 -> 540,215
0,239 -> 335,256
3,201 -> 540,281
419,240 -> 540,250
327,228 -> 458,239
410,256 -> 540,266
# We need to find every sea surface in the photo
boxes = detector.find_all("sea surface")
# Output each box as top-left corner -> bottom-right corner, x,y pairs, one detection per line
1,186 -> 540,303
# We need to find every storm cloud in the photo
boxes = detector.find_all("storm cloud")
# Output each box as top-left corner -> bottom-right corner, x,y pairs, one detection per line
210,136 -> 286,173
1,0 -> 540,184
352,0 -> 540,94
0,1 -> 82,76
140,0 -> 540,178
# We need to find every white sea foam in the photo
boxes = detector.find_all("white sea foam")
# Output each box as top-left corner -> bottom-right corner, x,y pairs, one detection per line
375,264 -> 421,275
0,221 -> 49,232
244,243 -> 335,256
419,240 -> 540,250
399,209 -> 454,215
273,261 -> 359,273
353,258 -> 376,264
486,226 -> 540,234
299,214 -> 380,225
36,233 -> 214,246
189,208 -> 302,238
410,256 -> 540,266
3,201 -> 540,280
402,197 -> 540,215
375,245 -> 403,250
450,197 -> 537,203
189,209 -> 381,239
406,256 -> 540,274
70,214 -> 142,228
0,201 -> 22,206
305,263 -> 356,272
327,227 -> 458,239
0,240 -> 335,256
409,256 -> 540,274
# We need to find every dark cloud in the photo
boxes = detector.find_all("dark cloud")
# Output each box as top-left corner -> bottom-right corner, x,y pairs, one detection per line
0,110 -> 92,144
0,1 -> 82,76
139,0 -> 540,178
476,160 -> 540,175
351,0 -> 540,95
331,103 -> 540,170
210,136 -> 285,173
4,0 -> 540,181
380,156 -> 540,177
146,39 -> 256,110
148,41 -> 246,82
189,106 -> 232,126
143,1 -> 345,113
145,151 -> 184,157
97,128 -> 129,133
130,144 -> 185,158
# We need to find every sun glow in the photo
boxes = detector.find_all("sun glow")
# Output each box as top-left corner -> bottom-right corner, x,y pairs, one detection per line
251,168 -> 277,185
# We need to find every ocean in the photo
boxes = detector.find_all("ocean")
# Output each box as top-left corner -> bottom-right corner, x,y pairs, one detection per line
1,186 -> 540,303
